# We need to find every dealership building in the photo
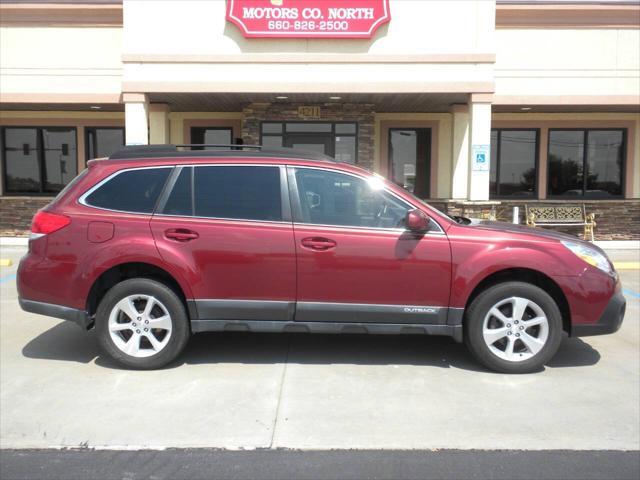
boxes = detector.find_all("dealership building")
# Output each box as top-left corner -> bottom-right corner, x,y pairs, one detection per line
0,0 -> 639,239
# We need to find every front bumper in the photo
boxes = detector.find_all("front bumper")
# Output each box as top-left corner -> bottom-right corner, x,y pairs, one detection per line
571,290 -> 626,337
19,298 -> 93,330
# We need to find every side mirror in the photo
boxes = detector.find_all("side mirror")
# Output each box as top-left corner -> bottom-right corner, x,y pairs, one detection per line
405,209 -> 430,233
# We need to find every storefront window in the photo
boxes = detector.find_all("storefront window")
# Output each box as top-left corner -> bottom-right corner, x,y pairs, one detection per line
86,127 -> 125,161
2,126 -> 77,195
260,122 -> 357,163
490,129 -> 538,198
548,129 -> 625,198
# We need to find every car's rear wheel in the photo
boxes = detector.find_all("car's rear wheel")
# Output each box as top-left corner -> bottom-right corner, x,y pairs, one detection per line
464,281 -> 563,373
95,278 -> 190,369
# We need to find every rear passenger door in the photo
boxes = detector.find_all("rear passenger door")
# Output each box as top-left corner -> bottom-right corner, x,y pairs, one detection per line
150,164 -> 296,324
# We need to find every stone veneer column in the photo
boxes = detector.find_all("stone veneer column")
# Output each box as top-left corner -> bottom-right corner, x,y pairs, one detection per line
242,102 -> 376,171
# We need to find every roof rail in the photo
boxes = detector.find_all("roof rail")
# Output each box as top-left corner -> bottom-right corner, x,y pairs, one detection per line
108,144 -> 336,162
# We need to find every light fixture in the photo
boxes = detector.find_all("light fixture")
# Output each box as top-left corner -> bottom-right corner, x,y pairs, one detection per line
329,96 -> 342,100
275,96 -> 288,100
90,106 -> 102,110
521,107 -> 532,111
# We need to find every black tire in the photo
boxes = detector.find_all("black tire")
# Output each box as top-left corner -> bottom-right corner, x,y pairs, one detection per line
464,281 -> 563,374
95,278 -> 190,369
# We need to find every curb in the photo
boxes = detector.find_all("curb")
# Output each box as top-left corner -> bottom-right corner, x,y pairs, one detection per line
0,237 -> 28,247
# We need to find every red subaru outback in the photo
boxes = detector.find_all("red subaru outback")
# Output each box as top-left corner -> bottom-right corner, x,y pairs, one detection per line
17,145 -> 625,373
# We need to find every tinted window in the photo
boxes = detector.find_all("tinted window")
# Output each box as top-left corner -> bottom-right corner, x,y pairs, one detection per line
586,130 -> 623,197
42,128 -> 78,192
84,168 -> 170,213
162,166 -> 282,221
2,128 -> 40,193
490,129 -> 537,198
162,167 -> 192,216
293,168 -> 409,229
86,128 -> 125,159
548,129 -> 624,198
2,126 -> 77,194
548,130 -> 584,196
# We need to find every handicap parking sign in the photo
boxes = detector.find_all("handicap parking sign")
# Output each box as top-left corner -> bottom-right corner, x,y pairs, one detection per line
472,145 -> 490,172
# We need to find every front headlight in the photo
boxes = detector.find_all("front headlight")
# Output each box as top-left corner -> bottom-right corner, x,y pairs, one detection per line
561,241 -> 614,275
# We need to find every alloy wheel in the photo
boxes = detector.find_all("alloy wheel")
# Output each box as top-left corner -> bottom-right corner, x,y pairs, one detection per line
108,294 -> 173,358
482,296 -> 549,362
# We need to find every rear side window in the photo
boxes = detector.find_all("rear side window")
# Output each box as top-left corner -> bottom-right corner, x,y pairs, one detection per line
83,167 -> 171,213
161,165 -> 282,221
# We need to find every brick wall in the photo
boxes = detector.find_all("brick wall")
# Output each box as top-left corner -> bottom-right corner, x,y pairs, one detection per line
0,197 -> 52,236
430,200 -> 640,241
242,102 -> 376,170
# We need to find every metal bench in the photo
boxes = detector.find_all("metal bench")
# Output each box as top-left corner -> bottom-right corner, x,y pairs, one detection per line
525,204 -> 596,241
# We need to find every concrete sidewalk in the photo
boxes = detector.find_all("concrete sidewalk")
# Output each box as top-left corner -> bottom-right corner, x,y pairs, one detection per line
1,245 -> 639,451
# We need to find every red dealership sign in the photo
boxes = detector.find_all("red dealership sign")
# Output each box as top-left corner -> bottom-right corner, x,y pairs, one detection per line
226,0 -> 391,39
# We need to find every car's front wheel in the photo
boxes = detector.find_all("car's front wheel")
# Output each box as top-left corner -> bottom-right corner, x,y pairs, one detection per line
95,278 -> 190,369
464,281 -> 563,373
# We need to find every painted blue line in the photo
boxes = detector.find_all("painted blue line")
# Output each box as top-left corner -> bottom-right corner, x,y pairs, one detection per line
0,273 -> 16,284
623,289 -> 640,299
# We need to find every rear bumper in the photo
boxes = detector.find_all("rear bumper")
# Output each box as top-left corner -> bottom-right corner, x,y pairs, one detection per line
571,290 -> 626,337
19,298 -> 92,330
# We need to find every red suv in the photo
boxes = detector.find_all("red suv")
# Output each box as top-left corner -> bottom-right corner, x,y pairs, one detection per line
17,145 -> 625,373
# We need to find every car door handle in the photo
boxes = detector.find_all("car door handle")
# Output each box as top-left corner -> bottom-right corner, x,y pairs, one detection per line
301,237 -> 337,251
165,228 -> 199,242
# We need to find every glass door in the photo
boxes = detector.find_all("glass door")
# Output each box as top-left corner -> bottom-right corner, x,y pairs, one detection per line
190,127 -> 233,150
284,134 -> 333,156
388,128 -> 431,197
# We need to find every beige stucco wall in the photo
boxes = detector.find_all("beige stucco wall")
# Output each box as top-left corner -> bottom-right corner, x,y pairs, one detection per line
124,0 -> 494,56
495,28 -> 640,97
0,26 -> 122,100
121,0 -> 495,94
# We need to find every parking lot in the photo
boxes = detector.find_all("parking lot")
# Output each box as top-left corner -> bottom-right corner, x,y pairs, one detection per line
1,245 -> 638,451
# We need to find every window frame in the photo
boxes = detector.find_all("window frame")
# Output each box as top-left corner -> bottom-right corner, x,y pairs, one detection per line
85,126 -> 125,164
490,128 -> 540,199
260,121 -> 358,163
286,165 -> 443,233
547,128 -> 626,199
1,125 -> 78,196
155,164 -> 291,224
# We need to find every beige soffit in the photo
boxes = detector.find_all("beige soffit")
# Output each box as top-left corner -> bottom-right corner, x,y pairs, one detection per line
0,2 -> 123,27
496,4 -> 640,28
494,95 -> 640,106
122,81 -> 495,95
0,93 -> 123,104
121,54 -> 497,64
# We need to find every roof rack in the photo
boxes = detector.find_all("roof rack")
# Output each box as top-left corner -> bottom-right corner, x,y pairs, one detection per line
108,144 -> 336,162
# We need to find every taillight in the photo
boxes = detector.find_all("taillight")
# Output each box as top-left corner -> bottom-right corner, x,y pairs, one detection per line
31,211 -> 71,235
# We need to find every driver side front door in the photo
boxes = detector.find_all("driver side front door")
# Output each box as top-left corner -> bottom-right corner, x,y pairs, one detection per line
289,166 -> 452,325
